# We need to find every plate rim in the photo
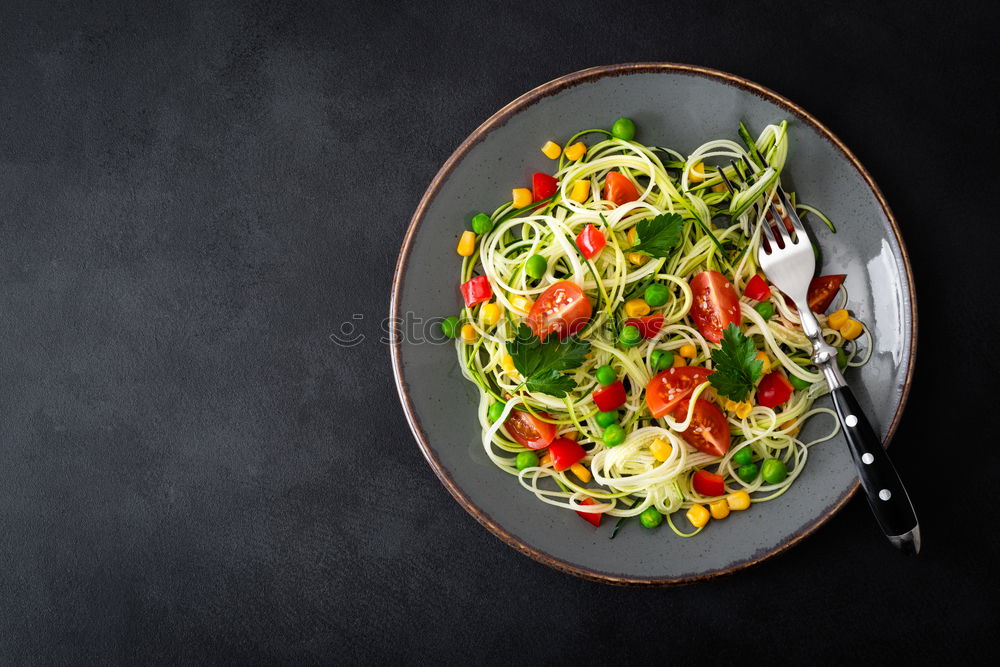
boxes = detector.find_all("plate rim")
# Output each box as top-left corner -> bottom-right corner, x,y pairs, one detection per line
389,62 -> 918,585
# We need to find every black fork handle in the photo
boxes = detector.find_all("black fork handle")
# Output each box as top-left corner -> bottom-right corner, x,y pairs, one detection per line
829,385 -> 921,553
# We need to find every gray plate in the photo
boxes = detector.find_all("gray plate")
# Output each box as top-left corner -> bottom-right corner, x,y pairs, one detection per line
390,64 -> 916,584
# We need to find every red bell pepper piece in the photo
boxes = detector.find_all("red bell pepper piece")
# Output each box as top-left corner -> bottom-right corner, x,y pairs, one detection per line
532,172 -> 558,202
592,380 -> 627,412
460,275 -> 492,307
576,497 -> 602,527
757,372 -> 794,408
692,469 -> 726,496
548,437 -> 585,471
624,314 -> 664,339
575,224 -> 606,260
744,274 -> 771,301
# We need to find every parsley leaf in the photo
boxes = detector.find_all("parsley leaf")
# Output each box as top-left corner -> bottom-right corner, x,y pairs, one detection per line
708,323 -> 763,401
629,213 -> 684,258
506,324 -> 590,397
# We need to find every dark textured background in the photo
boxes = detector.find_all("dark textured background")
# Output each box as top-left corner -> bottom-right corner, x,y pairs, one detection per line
1,0 -> 997,664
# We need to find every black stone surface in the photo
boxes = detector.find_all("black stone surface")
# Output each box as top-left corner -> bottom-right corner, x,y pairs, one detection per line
1,0 -> 997,663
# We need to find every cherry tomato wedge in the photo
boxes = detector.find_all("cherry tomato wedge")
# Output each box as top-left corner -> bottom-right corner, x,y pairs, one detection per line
673,399 -> 731,457
576,497 -> 602,527
807,274 -> 846,313
575,224 -> 606,260
689,270 -> 741,343
624,314 -> 664,339
460,275 -> 492,307
744,274 -> 771,301
645,367 -> 713,418
602,171 -> 639,207
532,172 -> 558,202
692,469 -> 726,496
548,437 -> 585,471
593,380 -> 627,412
756,372 -> 794,408
526,281 -> 592,340
503,409 -> 556,450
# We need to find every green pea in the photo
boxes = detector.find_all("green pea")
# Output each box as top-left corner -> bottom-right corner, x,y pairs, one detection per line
596,365 -> 616,386
524,254 -> 547,279
440,316 -> 460,338
471,213 -> 493,234
595,410 -> 618,427
761,458 -> 788,484
487,401 -> 506,422
611,117 -> 636,141
737,463 -> 759,483
640,506 -> 663,529
603,423 -> 626,447
619,324 -> 641,347
650,349 -> 674,372
644,283 -> 669,307
836,347 -> 848,370
754,301 -> 775,320
732,447 -> 753,466
789,373 -> 811,390
515,451 -> 540,470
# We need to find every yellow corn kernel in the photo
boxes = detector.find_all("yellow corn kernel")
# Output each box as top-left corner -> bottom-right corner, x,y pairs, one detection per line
541,140 -> 561,159
510,296 -> 534,314
570,462 -> 591,483
755,351 -> 771,374
735,402 -> 753,419
563,430 -> 579,441
711,181 -> 728,193
726,490 -> 751,511
650,438 -> 673,462
460,323 -> 477,343
781,420 -> 800,436
540,454 -> 553,467
481,302 -> 502,326
512,187 -> 532,208
457,230 -> 476,257
625,228 -> 649,266
840,319 -> 863,340
679,343 -> 697,359
724,399 -> 739,412
672,353 -> 686,367
689,161 -> 706,183
624,298 -> 651,318
501,354 -> 516,372
686,504 -> 710,528
828,308 -> 850,330
564,141 -> 587,161
569,179 -> 590,203
709,498 -> 731,520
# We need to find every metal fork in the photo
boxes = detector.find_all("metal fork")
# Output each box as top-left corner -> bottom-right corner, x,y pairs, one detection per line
742,168 -> 920,553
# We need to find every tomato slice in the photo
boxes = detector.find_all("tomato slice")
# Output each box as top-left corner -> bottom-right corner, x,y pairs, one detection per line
575,224 -> 606,260
602,171 -> 640,206
807,275 -> 846,313
503,409 -> 557,449
689,270 -> 741,343
672,399 -> 731,457
744,274 -> 771,301
593,380 -> 627,412
526,281 -> 593,340
549,437 -> 585,471
645,367 -> 713,418
576,497 -> 602,527
532,172 -> 558,202
757,373 -> 794,408
624,314 -> 664,339
692,469 -> 726,496
460,275 -> 492,307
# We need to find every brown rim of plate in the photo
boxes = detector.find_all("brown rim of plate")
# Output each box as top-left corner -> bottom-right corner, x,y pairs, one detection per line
389,62 -> 918,586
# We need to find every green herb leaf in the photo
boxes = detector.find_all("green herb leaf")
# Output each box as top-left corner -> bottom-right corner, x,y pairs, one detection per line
506,324 -> 590,397
630,213 -> 683,258
708,323 -> 764,402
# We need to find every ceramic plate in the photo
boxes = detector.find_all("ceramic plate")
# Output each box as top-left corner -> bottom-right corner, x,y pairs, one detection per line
390,63 -> 915,584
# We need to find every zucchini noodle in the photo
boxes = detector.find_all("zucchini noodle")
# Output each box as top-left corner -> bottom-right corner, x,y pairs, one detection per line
452,120 -> 868,536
